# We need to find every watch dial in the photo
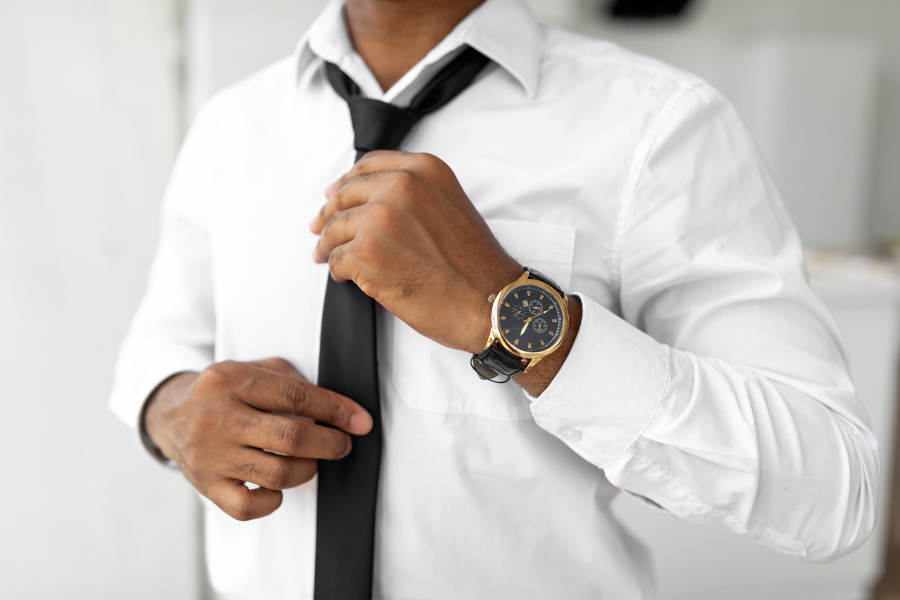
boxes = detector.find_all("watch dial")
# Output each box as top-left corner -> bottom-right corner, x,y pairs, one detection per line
497,284 -> 565,354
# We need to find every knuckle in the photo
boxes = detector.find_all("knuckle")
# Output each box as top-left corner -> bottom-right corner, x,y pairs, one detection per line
330,187 -> 347,211
266,357 -> 291,372
326,208 -> 349,228
390,168 -> 416,189
328,245 -> 348,269
274,357 -> 293,370
394,171 -> 424,201
413,153 -> 444,177
417,152 -> 441,168
276,420 -> 305,453
199,360 -> 238,390
328,402 -> 349,430
263,460 -> 289,490
283,380 -> 310,414
355,154 -> 374,171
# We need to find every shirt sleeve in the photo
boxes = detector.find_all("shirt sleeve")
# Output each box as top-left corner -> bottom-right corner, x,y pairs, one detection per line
108,100 -> 220,444
528,82 -> 879,563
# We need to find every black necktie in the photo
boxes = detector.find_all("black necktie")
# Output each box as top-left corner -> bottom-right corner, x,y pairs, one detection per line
315,47 -> 490,600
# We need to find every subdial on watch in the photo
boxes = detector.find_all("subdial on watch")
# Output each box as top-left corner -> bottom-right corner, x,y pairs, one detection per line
532,318 -> 548,334
529,300 -> 544,315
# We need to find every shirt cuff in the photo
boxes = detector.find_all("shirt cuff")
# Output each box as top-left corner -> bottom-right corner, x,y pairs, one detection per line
109,350 -> 213,467
527,293 -> 670,468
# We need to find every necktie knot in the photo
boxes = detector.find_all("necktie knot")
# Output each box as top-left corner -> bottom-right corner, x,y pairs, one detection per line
325,47 -> 491,162
347,98 -> 419,157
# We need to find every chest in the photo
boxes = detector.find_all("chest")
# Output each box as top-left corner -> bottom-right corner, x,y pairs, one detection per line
202,84 -> 629,400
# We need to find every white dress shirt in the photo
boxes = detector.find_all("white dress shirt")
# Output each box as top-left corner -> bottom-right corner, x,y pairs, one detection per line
109,0 -> 879,597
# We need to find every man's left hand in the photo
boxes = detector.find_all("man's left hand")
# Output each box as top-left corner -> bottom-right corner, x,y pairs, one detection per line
310,150 -> 521,355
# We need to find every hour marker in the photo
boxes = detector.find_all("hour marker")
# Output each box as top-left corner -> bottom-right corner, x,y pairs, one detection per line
501,316 -> 506,320
523,300 -> 528,306
514,293 -> 519,299
540,294 -> 544,300
528,343 -> 532,349
549,331 -> 555,336
505,302 -> 510,307
527,290 -> 531,296
505,329 -> 510,334
552,319 -> 558,323
514,339 -> 520,345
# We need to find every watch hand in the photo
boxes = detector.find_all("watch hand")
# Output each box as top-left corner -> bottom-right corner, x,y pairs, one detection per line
518,308 -> 553,336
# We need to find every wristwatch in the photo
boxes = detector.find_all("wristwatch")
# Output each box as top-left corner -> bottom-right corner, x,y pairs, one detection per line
471,267 -> 570,383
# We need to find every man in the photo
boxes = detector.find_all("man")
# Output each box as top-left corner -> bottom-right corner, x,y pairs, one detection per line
110,0 -> 878,597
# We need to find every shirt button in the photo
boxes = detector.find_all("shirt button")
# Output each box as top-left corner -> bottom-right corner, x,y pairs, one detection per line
560,428 -> 581,442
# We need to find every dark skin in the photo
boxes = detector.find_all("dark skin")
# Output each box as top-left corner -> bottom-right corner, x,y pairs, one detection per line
145,0 -> 583,523
345,0 -> 487,91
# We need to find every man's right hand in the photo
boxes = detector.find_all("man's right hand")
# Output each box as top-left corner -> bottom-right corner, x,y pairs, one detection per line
144,358 -> 373,522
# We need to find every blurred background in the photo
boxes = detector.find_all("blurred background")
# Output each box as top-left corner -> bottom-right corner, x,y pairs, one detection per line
2,0 -> 900,598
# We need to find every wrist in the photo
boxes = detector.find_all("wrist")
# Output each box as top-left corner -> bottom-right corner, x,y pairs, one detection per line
144,371 -> 199,464
461,261 -> 523,355
514,294 -> 582,395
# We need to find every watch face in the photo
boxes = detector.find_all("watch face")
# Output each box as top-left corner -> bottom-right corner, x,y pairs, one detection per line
496,284 -> 565,355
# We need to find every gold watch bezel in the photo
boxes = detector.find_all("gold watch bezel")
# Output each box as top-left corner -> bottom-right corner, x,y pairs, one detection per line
485,271 -> 570,367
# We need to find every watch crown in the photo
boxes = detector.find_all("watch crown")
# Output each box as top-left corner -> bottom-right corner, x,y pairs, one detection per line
487,294 -> 496,304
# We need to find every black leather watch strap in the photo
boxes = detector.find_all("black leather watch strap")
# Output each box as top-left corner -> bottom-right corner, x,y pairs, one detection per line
525,267 -> 564,296
471,346 -> 527,383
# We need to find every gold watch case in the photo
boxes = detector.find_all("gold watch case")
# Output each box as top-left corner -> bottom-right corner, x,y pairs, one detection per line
483,271 -> 570,373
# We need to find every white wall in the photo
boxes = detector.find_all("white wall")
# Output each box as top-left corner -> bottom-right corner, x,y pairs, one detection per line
0,1 -> 201,598
186,0 -> 329,117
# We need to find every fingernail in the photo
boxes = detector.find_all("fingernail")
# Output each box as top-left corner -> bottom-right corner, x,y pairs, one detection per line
325,182 -> 336,197
350,412 -> 372,435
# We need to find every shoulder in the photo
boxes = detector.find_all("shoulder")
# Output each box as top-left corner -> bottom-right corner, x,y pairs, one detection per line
538,25 -> 711,112
186,55 -> 299,142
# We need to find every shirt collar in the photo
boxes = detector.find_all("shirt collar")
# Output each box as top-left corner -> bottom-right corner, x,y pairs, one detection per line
293,0 -> 543,100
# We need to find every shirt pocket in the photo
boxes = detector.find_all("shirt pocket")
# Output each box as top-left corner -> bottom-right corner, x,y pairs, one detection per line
386,219 -> 577,420
485,218 -> 576,290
